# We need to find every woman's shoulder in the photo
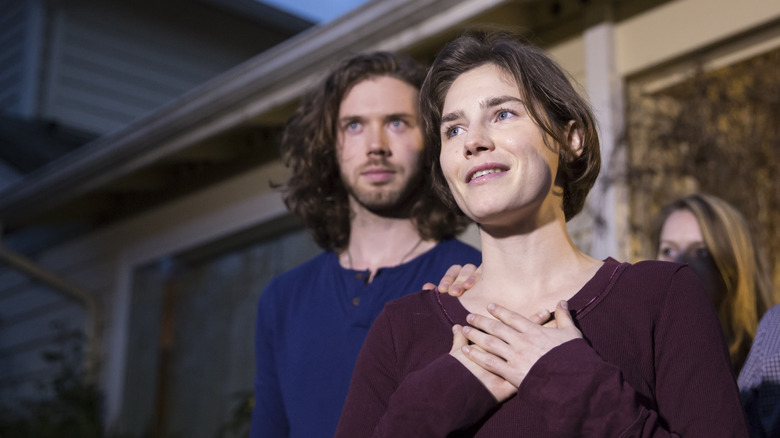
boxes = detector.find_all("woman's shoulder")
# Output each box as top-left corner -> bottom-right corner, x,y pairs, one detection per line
615,259 -> 701,292
607,259 -> 711,315
384,288 -> 444,313
622,259 -> 689,276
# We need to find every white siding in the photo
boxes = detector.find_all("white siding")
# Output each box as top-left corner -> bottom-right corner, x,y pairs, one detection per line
0,274 -> 88,402
0,0 -> 46,118
41,0 -> 281,135
0,0 -> 26,113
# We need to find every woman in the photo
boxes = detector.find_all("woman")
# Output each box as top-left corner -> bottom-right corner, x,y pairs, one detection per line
335,32 -> 747,437
653,193 -> 775,374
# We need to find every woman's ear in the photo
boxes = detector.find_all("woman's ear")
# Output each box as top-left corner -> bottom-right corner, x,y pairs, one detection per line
565,120 -> 584,159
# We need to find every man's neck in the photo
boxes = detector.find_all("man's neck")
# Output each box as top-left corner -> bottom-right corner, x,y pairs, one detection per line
340,206 -> 435,277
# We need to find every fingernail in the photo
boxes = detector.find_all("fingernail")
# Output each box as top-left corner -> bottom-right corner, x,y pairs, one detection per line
487,303 -> 496,311
466,314 -> 475,322
560,300 -> 568,310
462,326 -> 471,334
452,325 -> 459,334
462,346 -> 471,354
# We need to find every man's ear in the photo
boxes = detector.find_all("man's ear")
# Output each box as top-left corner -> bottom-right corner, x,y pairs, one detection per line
565,120 -> 584,159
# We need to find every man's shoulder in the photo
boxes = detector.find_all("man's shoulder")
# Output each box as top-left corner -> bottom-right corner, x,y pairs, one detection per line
263,251 -> 333,292
757,304 -> 780,337
429,238 -> 481,262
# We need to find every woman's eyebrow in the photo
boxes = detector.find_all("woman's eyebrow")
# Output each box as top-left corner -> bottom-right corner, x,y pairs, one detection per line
482,95 -> 523,108
441,95 -> 525,126
440,110 -> 465,125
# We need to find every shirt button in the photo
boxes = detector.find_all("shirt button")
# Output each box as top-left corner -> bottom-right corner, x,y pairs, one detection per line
352,297 -> 360,306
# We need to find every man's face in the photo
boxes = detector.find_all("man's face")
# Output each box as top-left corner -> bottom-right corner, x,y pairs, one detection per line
336,76 -> 425,214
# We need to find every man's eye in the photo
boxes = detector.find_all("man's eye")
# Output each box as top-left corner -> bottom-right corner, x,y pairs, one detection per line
694,247 -> 711,259
347,122 -> 361,131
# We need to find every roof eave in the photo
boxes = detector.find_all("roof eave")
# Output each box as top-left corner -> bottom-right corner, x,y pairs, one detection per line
0,0 -> 510,226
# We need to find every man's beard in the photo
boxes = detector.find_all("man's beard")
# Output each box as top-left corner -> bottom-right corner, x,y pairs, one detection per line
343,170 -> 423,216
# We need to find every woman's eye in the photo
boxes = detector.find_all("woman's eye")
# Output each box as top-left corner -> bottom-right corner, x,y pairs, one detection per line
658,247 -> 676,260
496,109 -> 514,121
445,126 -> 464,139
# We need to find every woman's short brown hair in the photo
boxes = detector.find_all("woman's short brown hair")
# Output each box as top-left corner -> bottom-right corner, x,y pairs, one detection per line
419,31 -> 601,221
281,51 -> 469,250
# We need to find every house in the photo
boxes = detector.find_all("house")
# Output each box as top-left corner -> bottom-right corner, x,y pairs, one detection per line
0,0 -> 313,434
1,0 -> 778,436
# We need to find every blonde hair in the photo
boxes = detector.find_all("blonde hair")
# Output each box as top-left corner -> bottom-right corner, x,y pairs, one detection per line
652,193 -> 775,373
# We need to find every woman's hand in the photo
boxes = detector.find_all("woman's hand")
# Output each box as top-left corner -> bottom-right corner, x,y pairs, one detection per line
457,301 -> 582,398
422,264 -> 483,296
450,324 -> 518,402
449,307 -> 557,402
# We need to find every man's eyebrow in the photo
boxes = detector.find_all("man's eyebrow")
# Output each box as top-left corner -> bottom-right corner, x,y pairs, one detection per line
384,112 -> 415,121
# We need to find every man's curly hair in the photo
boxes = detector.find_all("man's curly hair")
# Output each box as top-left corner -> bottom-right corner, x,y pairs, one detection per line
280,51 -> 470,250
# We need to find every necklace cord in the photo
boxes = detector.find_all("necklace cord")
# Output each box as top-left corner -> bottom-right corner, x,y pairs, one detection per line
346,237 -> 424,271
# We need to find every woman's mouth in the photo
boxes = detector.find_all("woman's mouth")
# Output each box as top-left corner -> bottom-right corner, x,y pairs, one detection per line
466,164 -> 509,183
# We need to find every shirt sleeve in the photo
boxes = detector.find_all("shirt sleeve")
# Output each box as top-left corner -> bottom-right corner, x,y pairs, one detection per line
652,266 -> 749,436
738,304 -> 780,438
250,284 -> 290,438
334,309 -> 499,437
514,266 -> 748,437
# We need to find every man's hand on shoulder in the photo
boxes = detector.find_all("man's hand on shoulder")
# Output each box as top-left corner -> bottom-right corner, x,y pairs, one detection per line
422,263 -> 482,296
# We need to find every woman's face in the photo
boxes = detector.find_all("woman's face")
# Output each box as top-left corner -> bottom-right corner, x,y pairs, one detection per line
657,209 -> 706,262
438,64 -> 560,229
657,209 -> 727,305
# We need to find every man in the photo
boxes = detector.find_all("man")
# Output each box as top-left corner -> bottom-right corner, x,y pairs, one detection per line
250,51 -> 481,438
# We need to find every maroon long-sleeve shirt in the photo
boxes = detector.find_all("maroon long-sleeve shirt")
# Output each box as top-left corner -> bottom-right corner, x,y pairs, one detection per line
336,258 -> 748,437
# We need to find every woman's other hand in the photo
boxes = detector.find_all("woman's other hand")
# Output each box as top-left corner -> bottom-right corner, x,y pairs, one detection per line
449,307 -> 555,402
458,301 -> 581,395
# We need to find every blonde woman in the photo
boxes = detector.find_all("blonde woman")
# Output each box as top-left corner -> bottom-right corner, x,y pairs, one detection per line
653,193 -> 775,374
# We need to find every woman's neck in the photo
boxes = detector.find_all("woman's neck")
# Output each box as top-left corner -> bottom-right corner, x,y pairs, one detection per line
461,216 -> 602,317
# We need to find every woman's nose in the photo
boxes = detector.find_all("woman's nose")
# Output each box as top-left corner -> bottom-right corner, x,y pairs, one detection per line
463,125 -> 493,156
